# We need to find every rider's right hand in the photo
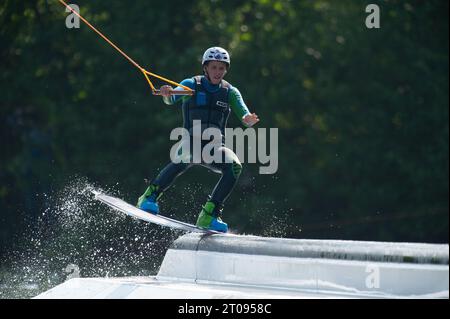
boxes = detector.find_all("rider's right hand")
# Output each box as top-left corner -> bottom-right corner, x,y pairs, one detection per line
160,85 -> 173,97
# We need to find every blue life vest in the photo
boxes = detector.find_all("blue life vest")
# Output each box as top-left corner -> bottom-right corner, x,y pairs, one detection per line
182,76 -> 231,139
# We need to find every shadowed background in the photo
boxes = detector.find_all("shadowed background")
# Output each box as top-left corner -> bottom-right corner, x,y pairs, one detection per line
1,0 -> 448,268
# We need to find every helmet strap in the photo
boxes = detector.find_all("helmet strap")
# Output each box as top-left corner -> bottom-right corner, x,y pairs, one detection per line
203,65 -> 212,82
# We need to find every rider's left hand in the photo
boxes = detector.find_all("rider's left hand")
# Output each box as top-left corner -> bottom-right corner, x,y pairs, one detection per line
242,113 -> 260,127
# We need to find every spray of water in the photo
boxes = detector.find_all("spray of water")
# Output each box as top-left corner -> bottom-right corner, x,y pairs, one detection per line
260,211 -> 302,238
0,177 -> 183,299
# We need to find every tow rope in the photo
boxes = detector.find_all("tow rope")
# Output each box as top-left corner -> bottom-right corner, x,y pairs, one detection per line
58,0 -> 194,96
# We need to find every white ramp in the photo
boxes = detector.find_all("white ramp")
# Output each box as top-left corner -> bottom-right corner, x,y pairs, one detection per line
35,234 -> 449,299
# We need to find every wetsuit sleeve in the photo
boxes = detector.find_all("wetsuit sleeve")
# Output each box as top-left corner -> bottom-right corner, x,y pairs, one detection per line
229,86 -> 251,125
162,78 -> 195,105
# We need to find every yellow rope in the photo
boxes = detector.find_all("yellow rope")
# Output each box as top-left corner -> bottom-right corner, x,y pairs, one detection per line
58,0 -> 193,95
141,70 -> 157,91
142,69 -> 193,92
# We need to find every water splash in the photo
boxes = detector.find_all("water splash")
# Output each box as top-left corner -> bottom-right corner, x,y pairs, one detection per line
251,204 -> 302,238
1,177 -> 183,299
260,212 -> 302,238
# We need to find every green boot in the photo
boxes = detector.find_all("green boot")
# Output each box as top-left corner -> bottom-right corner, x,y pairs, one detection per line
137,184 -> 162,214
196,201 -> 228,233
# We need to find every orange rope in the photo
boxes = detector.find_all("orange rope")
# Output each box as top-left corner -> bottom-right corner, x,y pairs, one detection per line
142,69 -> 193,91
58,0 -> 193,95
142,71 -> 156,91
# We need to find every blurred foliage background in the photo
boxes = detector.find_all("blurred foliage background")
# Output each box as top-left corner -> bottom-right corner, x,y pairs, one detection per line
0,0 -> 448,259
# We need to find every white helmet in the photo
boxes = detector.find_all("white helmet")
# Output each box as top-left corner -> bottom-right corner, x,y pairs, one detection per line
202,47 -> 230,67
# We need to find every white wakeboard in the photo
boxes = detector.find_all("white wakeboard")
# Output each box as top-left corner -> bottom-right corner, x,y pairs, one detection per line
92,190 -> 220,234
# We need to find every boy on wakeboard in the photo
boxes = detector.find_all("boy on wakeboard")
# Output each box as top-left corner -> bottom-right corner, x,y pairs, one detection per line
137,47 -> 259,233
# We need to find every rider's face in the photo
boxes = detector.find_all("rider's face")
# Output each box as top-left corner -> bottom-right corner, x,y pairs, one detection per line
204,61 -> 228,84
